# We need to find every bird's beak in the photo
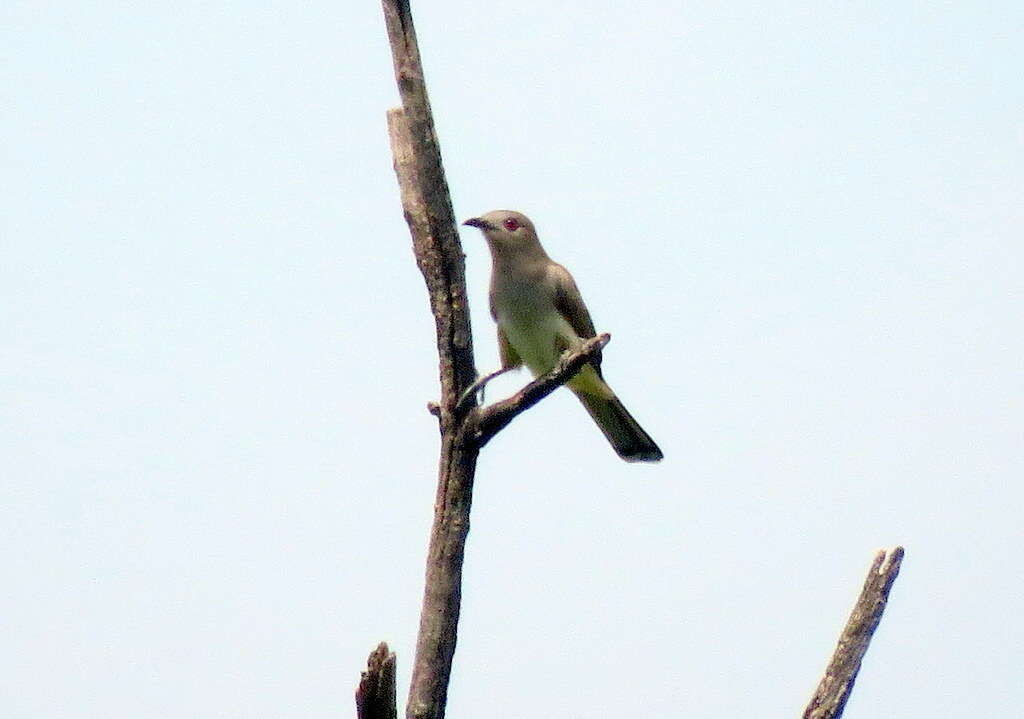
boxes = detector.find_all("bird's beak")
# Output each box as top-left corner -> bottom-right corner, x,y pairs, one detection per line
463,217 -> 496,231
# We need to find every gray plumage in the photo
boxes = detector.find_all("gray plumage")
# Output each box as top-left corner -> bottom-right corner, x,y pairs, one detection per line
464,210 -> 662,463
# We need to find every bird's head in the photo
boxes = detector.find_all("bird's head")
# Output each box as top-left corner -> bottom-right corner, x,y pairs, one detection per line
463,210 -> 544,258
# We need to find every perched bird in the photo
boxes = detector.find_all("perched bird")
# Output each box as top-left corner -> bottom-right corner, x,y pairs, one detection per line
463,210 -> 663,463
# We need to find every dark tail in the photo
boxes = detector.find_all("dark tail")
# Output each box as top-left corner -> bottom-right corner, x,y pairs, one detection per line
576,393 -> 663,463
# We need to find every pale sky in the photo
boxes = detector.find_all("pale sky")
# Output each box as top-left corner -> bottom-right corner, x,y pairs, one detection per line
3,2 -> 1022,717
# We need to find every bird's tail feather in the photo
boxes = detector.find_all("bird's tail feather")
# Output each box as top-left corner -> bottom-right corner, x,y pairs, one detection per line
576,392 -> 663,463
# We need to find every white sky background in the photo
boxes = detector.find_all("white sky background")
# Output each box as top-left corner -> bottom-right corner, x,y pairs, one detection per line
3,1 -> 1022,716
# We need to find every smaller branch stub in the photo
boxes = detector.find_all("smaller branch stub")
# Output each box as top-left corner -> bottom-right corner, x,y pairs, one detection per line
803,546 -> 905,719
356,643 -> 398,719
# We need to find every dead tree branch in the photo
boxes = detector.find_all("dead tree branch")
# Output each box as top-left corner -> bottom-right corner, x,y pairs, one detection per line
383,72 -> 479,719
803,546 -> 905,719
382,3 -> 475,411
381,1 -> 481,715
355,643 -> 397,719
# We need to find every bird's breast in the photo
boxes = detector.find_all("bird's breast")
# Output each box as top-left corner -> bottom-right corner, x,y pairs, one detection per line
492,272 -> 577,377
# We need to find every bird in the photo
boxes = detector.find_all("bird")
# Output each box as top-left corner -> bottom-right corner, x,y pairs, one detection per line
463,210 -> 663,463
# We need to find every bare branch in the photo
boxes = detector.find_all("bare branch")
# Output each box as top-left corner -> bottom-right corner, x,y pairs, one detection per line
473,334 -> 611,444
803,546 -> 905,719
382,2 -> 481,719
356,643 -> 397,719
382,1 -> 475,422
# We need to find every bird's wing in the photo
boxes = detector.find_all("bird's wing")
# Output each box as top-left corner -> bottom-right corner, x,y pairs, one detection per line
496,325 -> 522,371
550,262 -> 603,372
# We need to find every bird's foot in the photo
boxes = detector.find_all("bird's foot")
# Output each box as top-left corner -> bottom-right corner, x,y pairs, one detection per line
456,367 -> 513,412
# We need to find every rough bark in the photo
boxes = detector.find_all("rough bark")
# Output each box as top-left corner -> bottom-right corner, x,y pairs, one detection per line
355,643 -> 397,719
380,1 -> 485,717
382,0 -> 475,418
382,63 -> 478,719
802,547 -> 905,719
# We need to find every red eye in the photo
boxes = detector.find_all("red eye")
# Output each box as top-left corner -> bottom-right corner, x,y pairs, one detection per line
502,217 -> 520,231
